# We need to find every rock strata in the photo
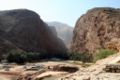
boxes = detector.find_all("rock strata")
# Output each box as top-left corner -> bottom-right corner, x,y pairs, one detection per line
0,9 -> 67,57
71,7 -> 120,54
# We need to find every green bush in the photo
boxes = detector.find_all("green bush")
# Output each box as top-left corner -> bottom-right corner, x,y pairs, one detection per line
5,49 -> 69,64
6,50 -> 47,64
94,49 -> 117,61
25,52 -> 40,62
68,49 -> 117,63
7,50 -> 27,64
68,52 -> 93,62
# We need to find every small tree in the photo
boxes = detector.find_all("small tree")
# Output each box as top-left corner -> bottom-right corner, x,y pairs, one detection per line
94,49 -> 117,61
68,52 -> 93,62
7,50 -> 27,64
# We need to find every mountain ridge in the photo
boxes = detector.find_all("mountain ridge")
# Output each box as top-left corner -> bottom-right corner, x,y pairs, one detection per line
47,21 -> 73,48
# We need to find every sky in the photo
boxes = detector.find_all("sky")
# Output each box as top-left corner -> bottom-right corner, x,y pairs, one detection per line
0,0 -> 120,27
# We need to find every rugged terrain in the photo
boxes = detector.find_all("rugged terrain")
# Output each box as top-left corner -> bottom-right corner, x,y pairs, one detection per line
1,7 -> 120,80
0,9 -> 67,58
71,7 -> 120,54
1,52 -> 120,80
59,52 -> 120,80
0,61 -> 80,80
47,22 -> 73,48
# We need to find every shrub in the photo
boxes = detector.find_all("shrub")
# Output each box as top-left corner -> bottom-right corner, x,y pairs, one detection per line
68,52 -> 93,62
5,49 -> 69,64
51,52 -> 69,60
6,50 -> 45,64
68,49 -> 117,63
94,49 -> 117,61
7,50 -> 27,64
26,52 -> 40,62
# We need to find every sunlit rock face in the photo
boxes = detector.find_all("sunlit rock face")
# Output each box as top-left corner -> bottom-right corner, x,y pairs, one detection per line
0,9 -> 67,55
71,7 -> 120,54
105,38 -> 120,52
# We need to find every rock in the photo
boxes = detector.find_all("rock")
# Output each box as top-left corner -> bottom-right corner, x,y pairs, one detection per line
17,70 -> 46,80
105,38 -> 120,52
51,64 -> 79,73
0,38 -> 17,60
71,7 -> 120,54
49,26 -> 58,37
104,64 -> 120,73
0,9 -> 67,55
47,22 -> 73,48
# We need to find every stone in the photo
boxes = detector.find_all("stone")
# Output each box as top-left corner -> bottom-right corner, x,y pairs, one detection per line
47,22 -> 73,48
104,64 -> 120,73
0,38 -> 17,60
71,7 -> 120,54
0,9 -> 67,56
105,38 -> 120,52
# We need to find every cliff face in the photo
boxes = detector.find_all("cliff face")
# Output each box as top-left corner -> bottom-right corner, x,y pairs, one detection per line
0,9 -> 67,55
71,7 -> 120,54
47,22 -> 73,48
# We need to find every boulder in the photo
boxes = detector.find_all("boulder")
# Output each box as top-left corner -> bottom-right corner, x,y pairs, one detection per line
0,9 -> 67,56
104,64 -> 120,73
71,7 -> 120,54
52,64 -> 79,73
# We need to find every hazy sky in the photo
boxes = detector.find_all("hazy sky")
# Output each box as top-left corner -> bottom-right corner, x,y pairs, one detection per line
0,0 -> 120,27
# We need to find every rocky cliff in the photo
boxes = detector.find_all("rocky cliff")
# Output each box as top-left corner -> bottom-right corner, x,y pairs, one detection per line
0,9 -> 67,56
71,7 -> 120,54
47,22 -> 73,48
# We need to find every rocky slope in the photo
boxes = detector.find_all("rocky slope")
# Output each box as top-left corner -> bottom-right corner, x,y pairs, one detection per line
106,38 -> 120,52
0,9 -> 67,58
59,52 -> 120,80
0,38 -> 17,60
71,7 -> 120,54
47,22 -> 73,48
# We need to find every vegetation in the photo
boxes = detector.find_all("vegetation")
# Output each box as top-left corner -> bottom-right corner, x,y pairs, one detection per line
5,49 -> 68,64
6,49 -> 47,64
68,52 -> 93,62
1,48 -> 117,64
94,49 -> 117,61
7,50 -> 27,64
68,49 -> 117,63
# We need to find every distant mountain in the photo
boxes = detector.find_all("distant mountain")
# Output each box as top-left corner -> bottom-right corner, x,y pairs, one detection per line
47,21 -> 73,48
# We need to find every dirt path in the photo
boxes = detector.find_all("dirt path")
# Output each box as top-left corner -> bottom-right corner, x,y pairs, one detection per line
0,76 -> 9,80
0,77 -> 9,80
0,71 -> 21,80
0,75 -> 16,80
